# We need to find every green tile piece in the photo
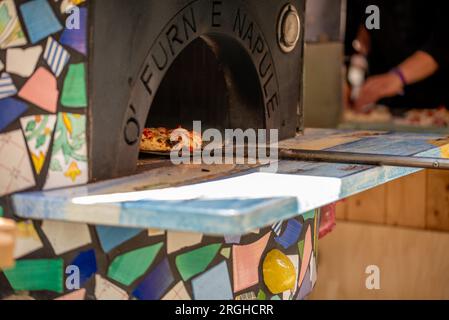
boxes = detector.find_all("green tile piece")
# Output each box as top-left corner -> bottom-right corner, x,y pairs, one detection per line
220,247 -> 231,259
298,240 -> 305,260
257,289 -> 266,300
302,210 -> 315,221
107,242 -> 163,286
61,63 -> 87,107
0,205 -> 4,217
271,295 -> 281,300
3,259 -> 64,293
175,244 -> 221,281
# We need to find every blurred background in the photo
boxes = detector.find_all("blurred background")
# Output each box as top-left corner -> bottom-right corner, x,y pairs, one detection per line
303,0 -> 449,299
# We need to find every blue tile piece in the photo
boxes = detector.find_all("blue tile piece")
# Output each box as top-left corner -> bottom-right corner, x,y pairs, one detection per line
133,258 -> 174,300
275,219 -> 302,249
192,261 -> 233,300
0,98 -> 28,132
20,0 -> 63,44
70,249 -> 97,285
96,226 -> 142,253
60,7 -> 87,55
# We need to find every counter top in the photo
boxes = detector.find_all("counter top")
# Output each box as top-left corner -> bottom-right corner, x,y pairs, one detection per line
12,129 -> 449,235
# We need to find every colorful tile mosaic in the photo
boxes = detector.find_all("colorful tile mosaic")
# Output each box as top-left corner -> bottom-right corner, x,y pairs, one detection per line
0,0 -> 321,302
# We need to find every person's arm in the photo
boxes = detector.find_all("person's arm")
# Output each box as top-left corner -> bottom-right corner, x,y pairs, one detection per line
353,51 -> 439,110
354,4 -> 449,111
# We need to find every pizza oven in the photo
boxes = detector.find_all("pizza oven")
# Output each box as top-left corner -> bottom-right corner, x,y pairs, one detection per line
89,0 -> 305,181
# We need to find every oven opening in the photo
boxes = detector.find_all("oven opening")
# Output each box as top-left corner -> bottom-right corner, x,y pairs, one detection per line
139,35 -> 266,162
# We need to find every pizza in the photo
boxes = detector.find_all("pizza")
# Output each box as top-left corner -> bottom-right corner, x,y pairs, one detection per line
140,127 -> 202,153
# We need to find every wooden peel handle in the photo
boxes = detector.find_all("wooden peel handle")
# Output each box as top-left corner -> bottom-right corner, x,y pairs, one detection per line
0,218 -> 16,269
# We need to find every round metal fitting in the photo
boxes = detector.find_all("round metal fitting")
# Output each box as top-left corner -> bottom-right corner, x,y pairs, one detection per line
277,4 -> 301,53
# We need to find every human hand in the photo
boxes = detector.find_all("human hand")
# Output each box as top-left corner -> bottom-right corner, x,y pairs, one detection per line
353,72 -> 404,111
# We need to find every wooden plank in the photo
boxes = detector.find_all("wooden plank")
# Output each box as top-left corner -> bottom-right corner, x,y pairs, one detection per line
346,185 -> 386,224
426,169 -> 449,231
309,221 -> 449,300
335,200 -> 347,220
386,171 -> 427,229
12,129 -> 449,233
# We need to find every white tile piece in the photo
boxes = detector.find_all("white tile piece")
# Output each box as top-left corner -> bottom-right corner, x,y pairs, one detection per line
0,130 -> 36,197
6,46 -> 43,77
14,220 -> 44,259
167,231 -> 203,254
41,220 -> 91,255
288,254 -> 300,294
95,275 -> 128,300
310,254 -> 317,287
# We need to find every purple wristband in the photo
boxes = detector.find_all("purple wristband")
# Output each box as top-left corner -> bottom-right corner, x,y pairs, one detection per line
391,68 -> 406,95
391,68 -> 407,86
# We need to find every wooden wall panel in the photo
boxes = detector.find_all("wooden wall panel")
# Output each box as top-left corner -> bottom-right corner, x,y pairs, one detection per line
386,171 -> 426,229
346,185 -> 386,224
309,221 -> 449,300
426,169 -> 449,232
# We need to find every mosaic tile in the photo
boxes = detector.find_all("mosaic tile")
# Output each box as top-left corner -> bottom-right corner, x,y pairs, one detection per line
20,114 -> 57,175
220,247 -> 231,259
162,281 -> 191,301
96,226 -> 142,253
14,220 -> 43,259
108,243 -> 163,286
0,0 -> 27,49
232,233 -> 270,293
257,289 -> 266,300
167,231 -> 203,254
236,291 -> 257,300
262,249 -> 296,294
19,67 -> 59,113
310,254 -> 317,287
288,254 -> 300,295
0,98 -> 28,132
20,0 -> 62,44
55,288 -> 86,300
192,261 -> 233,300
148,229 -> 165,237
175,244 -> 221,281
0,72 -> 17,100
224,235 -> 241,244
70,249 -> 97,286
3,258 -> 64,293
271,221 -> 283,236
0,60 -> 3,72
41,220 -> 91,255
298,225 -> 312,288
60,7 -> 87,55
44,112 -> 88,190
60,0 -> 87,14
296,268 -> 312,300
0,205 -> 3,217
0,129 -> 35,197
44,37 -> 70,77
6,45 -> 42,77
61,63 -> 87,107
95,275 -> 128,300
133,258 -> 174,300
298,240 -> 305,260
275,219 -> 302,250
